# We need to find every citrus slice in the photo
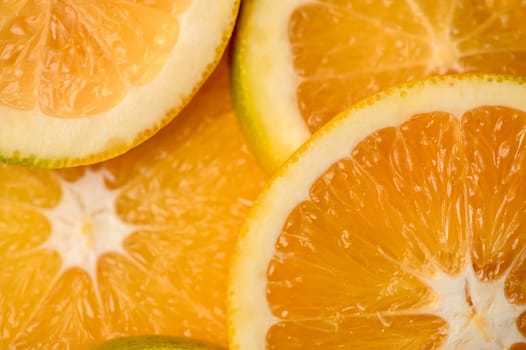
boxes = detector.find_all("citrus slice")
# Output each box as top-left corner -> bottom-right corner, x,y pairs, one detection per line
229,74 -> 526,349
233,0 -> 526,171
89,335 -> 224,350
0,58 -> 266,349
0,0 -> 239,167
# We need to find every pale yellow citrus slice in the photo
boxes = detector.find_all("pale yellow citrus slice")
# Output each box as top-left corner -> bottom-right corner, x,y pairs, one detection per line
233,0 -> 526,171
229,74 -> 526,349
0,0 -> 238,167
89,335 -> 224,350
0,58 -> 267,349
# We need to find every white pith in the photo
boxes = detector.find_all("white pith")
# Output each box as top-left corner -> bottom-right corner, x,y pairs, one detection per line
40,169 -> 134,282
229,76 -> 526,349
237,0 -> 311,166
429,263 -> 525,349
0,0 -> 237,163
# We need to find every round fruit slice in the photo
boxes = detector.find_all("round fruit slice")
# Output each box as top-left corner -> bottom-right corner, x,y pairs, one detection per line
0,0 -> 239,167
229,75 -> 526,349
233,0 -> 526,171
89,335 -> 224,350
0,58 -> 266,349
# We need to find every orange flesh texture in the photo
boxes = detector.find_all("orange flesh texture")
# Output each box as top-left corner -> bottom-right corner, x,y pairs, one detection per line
0,0 -> 189,117
266,106 -> 526,348
0,60 -> 267,348
290,0 -> 526,132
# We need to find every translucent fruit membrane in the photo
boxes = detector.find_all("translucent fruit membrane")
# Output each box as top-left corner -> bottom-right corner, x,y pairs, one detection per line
0,0 -> 189,117
290,0 -> 526,131
267,106 -> 526,348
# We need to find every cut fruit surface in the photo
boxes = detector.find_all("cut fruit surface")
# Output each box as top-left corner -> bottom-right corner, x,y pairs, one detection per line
228,75 -> 526,349
233,0 -> 526,170
0,0 -> 239,167
0,58 -> 267,349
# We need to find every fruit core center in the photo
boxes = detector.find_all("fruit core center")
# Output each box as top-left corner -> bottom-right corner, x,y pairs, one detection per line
464,279 -> 492,342
42,170 -> 135,280
431,36 -> 460,73
431,268 -> 525,348
81,217 -> 94,244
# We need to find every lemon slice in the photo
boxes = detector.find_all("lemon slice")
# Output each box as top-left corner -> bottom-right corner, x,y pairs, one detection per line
233,0 -> 526,171
0,0 -> 238,167
229,74 -> 526,349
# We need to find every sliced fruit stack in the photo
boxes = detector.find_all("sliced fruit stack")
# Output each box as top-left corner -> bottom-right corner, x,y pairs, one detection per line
1,0 -> 526,350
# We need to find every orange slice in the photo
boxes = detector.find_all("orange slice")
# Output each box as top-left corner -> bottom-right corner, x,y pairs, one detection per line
233,0 -> 526,170
89,335 -> 224,350
0,58 -> 267,349
229,74 -> 526,349
0,0 -> 239,167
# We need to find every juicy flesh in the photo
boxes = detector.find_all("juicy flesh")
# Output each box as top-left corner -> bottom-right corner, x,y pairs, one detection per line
267,106 -> 526,348
290,0 -> 526,131
0,63 -> 266,348
0,0 -> 188,117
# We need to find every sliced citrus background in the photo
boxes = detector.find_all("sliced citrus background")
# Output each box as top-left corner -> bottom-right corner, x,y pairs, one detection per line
0,0 -> 239,168
0,57 -> 267,349
233,0 -> 526,171
229,75 -> 526,349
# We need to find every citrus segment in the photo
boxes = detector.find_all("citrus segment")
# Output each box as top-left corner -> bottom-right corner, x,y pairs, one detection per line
12,268 -> 104,349
0,0 -> 239,167
234,0 -> 526,170
0,201 -> 50,253
127,0 -> 191,14
268,199 -> 440,315
2,0 -> 180,116
267,314 -> 448,349
463,107 -> 526,281
0,0 -> 47,110
229,75 -> 526,349
0,59 -> 267,348
0,250 -> 60,340
507,253 -> 526,304
0,166 -> 60,206
302,112 -> 466,278
518,311 -> 526,337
